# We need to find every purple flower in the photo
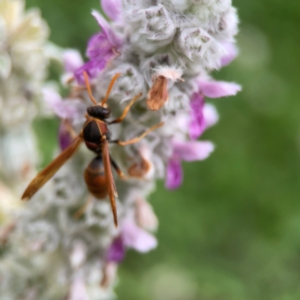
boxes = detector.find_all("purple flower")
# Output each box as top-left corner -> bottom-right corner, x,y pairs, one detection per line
121,221 -> 157,253
101,0 -> 122,21
43,88 -> 80,119
43,88 -> 85,150
74,10 -> 122,84
58,121 -> 74,151
63,49 -> 83,73
189,93 -> 219,140
166,141 -> 215,189
199,80 -> 241,99
166,158 -> 183,189
173,141 -> 215,161
92,10 -> 122,48
189,93 -> 205,140
106,236 -> 125,263
189,79 -> 240,141
106,221 -> 157,262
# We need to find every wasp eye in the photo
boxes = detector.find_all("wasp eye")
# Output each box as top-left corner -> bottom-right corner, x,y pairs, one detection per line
87,106 -> 111,119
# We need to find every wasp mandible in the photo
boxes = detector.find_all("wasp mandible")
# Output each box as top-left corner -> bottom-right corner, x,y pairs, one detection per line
22,72 -> 163,227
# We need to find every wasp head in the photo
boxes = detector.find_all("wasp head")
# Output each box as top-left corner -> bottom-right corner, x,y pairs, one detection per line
87,105 -> 111,119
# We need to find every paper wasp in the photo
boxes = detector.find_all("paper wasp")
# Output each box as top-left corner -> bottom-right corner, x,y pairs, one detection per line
22,72 -> 163,227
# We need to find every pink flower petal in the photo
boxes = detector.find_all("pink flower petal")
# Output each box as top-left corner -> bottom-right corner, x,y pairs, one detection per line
43,88 -> 80,119
165,157 -> 183,190
203,103 -> 219,128
42,89 -> 69,119
136,198 -> 158,231
173,141 -> 215,162
221,42 -> 239,67
101,0 -> 122,21
199,80 -> 241,98
63,49 -> 83,73
121,221 -> 157,253
70,242 -> 87,269
69,278 -> 89,300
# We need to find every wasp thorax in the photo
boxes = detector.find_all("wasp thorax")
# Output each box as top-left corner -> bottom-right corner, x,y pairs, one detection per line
87,106 -> 111,119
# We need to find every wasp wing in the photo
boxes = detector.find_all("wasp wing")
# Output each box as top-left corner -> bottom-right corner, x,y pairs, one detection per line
22,135 -> 83,201
102,139 -> 118,227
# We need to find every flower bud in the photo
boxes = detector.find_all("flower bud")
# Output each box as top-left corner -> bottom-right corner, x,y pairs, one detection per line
176,27 -> 224,69
130,4 -> 175,52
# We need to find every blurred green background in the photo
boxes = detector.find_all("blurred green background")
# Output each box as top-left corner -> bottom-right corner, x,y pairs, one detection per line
26,0 -> 300,299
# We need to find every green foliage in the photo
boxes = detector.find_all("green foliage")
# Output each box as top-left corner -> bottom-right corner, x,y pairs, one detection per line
32,118 -> 59,168
26,0 -> 300,299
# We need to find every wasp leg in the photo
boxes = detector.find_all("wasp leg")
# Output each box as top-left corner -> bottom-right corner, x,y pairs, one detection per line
108,93 -> 142,125
110,156 -> 126,180
73,195 -> 93,219
111,122 -> 164,146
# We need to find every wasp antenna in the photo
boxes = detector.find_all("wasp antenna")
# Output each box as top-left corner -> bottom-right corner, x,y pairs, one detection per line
100,73 -> 121,106
83,71 -> 98,105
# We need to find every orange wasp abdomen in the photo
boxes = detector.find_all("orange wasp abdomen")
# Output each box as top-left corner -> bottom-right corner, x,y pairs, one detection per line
84,156 -> 108,199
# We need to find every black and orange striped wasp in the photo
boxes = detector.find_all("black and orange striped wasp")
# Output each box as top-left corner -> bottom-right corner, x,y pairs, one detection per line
22,72 -> 163,227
